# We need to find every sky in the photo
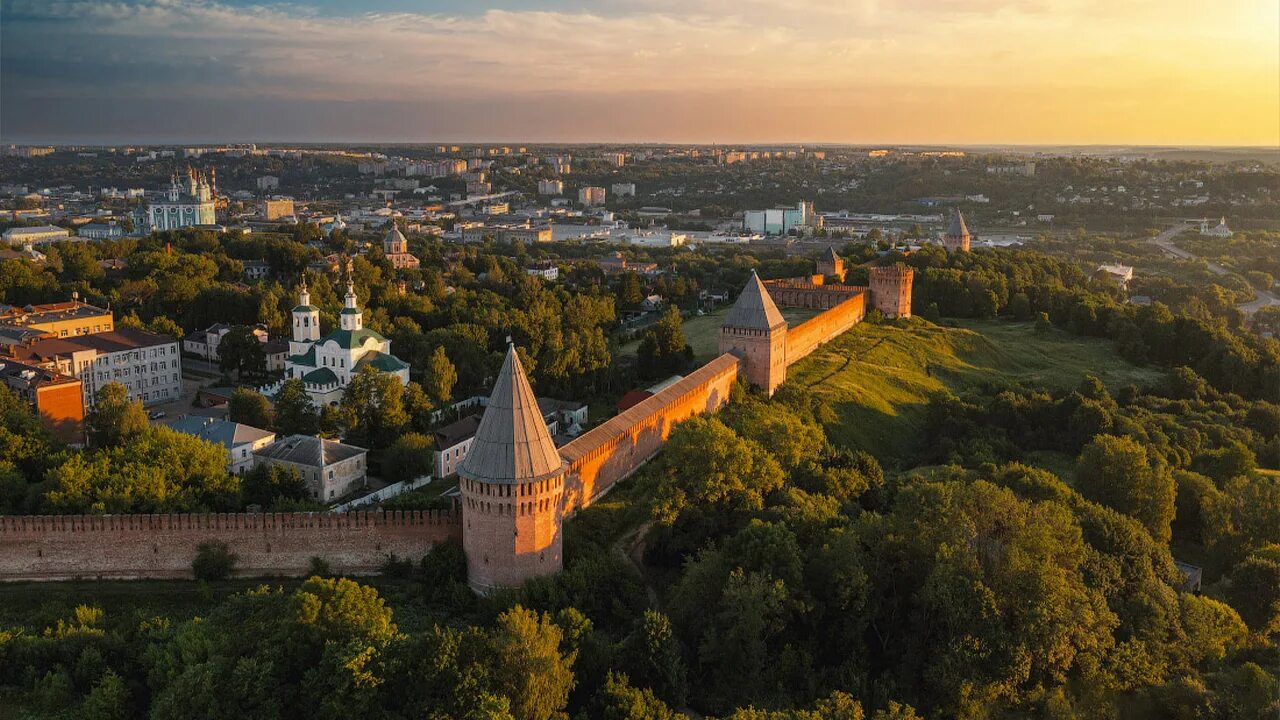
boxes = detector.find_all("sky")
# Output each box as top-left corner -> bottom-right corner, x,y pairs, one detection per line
1,0 -> 1277,146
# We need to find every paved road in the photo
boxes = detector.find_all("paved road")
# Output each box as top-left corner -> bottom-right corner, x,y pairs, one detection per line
1146,223 -> 1280,317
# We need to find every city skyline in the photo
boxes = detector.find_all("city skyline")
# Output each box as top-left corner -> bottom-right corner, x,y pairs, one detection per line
2,0 -> 1277,146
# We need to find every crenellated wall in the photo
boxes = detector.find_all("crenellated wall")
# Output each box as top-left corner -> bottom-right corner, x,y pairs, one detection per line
559,353 -> 740,513
0,510 -> 460,581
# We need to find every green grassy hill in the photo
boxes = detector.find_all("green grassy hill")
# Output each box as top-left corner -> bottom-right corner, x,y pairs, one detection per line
785,318 -> 1164,466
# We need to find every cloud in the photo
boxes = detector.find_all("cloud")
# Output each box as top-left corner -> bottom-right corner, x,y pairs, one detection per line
1,0 -> 1275,144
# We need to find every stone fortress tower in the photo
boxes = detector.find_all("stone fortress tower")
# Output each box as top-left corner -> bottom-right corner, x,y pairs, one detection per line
816,246 -> 845,280
869,265 -> 914,318
458,343 -> 567,593
942,209 -> 972,252
719,271 -> 789,396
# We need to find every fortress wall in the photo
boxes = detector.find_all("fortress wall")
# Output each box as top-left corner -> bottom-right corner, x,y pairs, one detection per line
763,280 -> 864,310
560,353 -> 740,513
0,510 -> 460,581
785,293 -> 866,365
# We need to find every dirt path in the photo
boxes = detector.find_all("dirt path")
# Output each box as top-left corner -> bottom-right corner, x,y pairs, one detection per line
614,520 -> 659,608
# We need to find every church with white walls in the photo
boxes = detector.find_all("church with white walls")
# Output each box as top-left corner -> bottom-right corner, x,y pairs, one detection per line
279,266 -> 410,406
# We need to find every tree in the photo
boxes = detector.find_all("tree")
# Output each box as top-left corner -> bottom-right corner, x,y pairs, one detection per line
423,346 -> 457,408
273,378 -> 319,436
192,541 -> 237,581
228,387 -> 273,428
1224,556 -> 1280,635
218,326 -> 266,379
489,606 -> 576,720
653,417 -> 785,524
85,382 -> 148,448
240,462 -> 308,509
381,432 -> 434,483
341,367 -> 408,448
590,673 -> 679,720
618,610 -> 689,706
81,670 -> 131,720
617,271 -> 645,310
637,306 -> 692,380
1076,434 -> 1176,543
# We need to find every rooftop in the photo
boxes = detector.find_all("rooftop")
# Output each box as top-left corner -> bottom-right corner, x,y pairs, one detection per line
170,416 -> 275,450
457,344 -> 565,485
254,434 -> 366,468
723,271 -> 786,331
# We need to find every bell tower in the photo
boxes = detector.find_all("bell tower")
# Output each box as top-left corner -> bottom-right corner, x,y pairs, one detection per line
290,277 -> 320,355
719,271 -> 788,396
459,344 -> 568,593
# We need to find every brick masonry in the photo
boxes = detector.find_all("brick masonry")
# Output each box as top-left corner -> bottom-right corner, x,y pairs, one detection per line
0,510 -> 460,581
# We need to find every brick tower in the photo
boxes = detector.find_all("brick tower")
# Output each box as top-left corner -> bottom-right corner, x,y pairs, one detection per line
458,343 -> 567,593
816,247 -> 845,281
719,271 -> 788,395
942,209 -> 971,253
869,264 -> 914,318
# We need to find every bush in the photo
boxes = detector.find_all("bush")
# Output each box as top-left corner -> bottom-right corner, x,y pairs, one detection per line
192,541 -> 237,581
308,556 -> 333,577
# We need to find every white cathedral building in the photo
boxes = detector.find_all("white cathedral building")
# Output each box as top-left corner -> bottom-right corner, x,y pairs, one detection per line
276,271 -> 410,406
144,167 -> 217,231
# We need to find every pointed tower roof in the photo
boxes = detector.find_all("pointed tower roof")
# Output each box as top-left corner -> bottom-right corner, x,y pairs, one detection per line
458,344 -> 565,485
724,271 -> 785,331
947,209 -> 970,238
823,246 -> 841,263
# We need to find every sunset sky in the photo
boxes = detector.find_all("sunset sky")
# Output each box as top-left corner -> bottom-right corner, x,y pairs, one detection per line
2,0 -> 1277,145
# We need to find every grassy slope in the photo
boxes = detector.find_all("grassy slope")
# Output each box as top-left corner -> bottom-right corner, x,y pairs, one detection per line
785,318 -> 1164,467
619,306 -> 820,364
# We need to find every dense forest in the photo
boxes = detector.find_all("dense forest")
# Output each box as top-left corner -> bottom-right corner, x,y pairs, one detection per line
2,226 -> 1279,716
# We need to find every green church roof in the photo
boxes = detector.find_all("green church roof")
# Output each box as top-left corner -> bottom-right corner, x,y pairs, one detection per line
317,327 -> 387,350
302,367 -> 340,386
356,351 -> 410,373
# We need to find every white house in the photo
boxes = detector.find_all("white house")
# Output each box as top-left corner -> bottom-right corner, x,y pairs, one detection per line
170,416 -> 276,475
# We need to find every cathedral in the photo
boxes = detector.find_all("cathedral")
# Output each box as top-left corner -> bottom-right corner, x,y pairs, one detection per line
280,267 -> 410,406
381,224 -> 420,269
145,167 -> 217,231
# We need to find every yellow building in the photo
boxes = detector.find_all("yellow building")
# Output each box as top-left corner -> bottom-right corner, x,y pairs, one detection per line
1,301 -> 113,338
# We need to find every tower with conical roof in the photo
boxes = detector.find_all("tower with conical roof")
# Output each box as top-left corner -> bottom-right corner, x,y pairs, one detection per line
942,209 -> 971,252
459,343 -> 568,592
719,271 -> 788,395
290,276 -> 320,355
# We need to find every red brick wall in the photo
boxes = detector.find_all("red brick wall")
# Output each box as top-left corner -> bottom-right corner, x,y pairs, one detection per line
0,511 -> 460,581
35,382 -> 85,445
785,294 -> 866,365
559,354 -> 740,513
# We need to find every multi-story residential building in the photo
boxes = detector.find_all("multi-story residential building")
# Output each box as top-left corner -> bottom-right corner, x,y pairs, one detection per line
538,179 -> 564,195
145,168 -> 216,231
2,225 -> 70,245
256,175 -> 280,191
460,224 -> 553,244
9,328 -> 182,408
611,182 -> 636,198
0,300 -> 113,338
0,358 -> 85,444
171,416 -> 277,475
254,434 -> 368,502
578,186 -> 606,206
